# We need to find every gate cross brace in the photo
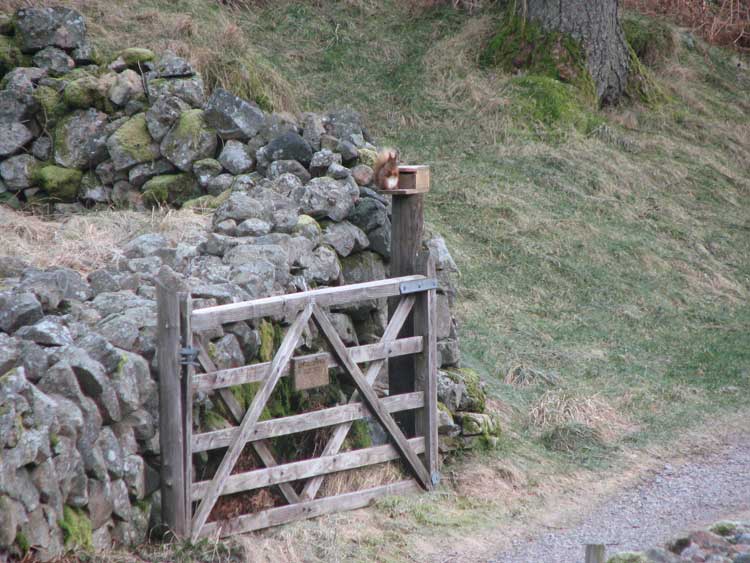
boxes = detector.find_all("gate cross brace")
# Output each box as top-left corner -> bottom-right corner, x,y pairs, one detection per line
311,303 -> 432,491
299,294 -> 417,501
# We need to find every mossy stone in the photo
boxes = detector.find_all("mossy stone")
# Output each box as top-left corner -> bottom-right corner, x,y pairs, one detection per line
710,521 -> 739,536
59,506 -> 93,550
357,148 -> 377,168
119,47 -> 155,66
141,173 -> 201,208
607,553 -> 648,563
35,165 -> 83,202
33,85 -> 66,127
63,74 -> 102,110
107,113 -> 160,170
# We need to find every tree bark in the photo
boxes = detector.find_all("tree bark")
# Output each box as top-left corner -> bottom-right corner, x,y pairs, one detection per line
521,0 -> 630,105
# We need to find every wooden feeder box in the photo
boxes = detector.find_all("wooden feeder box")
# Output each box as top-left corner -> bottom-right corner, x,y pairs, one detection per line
377,165 -> 430,195
291,353 -> 330,391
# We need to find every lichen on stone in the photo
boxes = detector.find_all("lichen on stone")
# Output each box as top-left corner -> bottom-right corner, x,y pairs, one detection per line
35,165 -> 82,202
141,173 -> 201,208
119,47 -> 155,66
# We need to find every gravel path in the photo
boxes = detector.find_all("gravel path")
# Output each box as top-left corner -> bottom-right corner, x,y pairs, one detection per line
491,436 -> 750,563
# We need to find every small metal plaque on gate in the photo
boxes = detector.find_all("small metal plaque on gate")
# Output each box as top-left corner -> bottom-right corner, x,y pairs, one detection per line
291,353 -> 330,391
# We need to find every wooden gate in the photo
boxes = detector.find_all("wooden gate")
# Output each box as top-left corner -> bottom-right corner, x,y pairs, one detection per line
155,257 -> 439,540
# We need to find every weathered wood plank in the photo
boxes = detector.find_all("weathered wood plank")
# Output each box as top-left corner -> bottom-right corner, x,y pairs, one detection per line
311,304 -> 432,490
155,270 -> 187,538
388,192 -> 424,436
190,302 -> 314,540
192,437 -> 425,500
193,337 -> 301,506
413,253 -> 439,485
192,337 -> 423,392
299,295 -> 416,501
179,293 -> 194,530
199,479 -> 421,538
192,391 -> 424,453
191,275 -> 425,331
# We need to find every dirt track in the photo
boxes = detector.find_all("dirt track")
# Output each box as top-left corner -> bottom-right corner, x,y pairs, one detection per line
490,431 -> 750,563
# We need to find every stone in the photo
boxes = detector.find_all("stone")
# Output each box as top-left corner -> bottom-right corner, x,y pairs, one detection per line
210,334 -> 245,370
96,428 -> 125,479
293,215 -> 322,244
36,165 -> 82,202
160,109 -> 217,171
213,191 -> 268,224
122,455 -> 145,499
358,148 -> 378,167
0,154 -> 40,190
326,162 -> 351,180
54,437 -> 88,506
326,108 -> 366,145
193,158 -> 223,187
31,459 -> 63,514
0,496 -> 17,546
31,135 -> 52,161
309,149 -> 342,177
322,221 -> 369,257
0,89 -> 38,125
267,160 -> 310,184
291,176 -> 358,222
62,73 -> 102,109
351,164 -> 374,186
108,68 -> 144,106
0,333 -> 20,374
367,225 -> 391,259
438,339 -> 460,367
87,478 -> 113,529
146,75 -> 205,108
20,267 -> 93,309
206,173 -> 235,197
154,51 -> 194,77
72,41 -> 96,65
217,140 -> 254,174
335,140 -> 359,164
301,112 -> 325,149
15,7 -> 87,53
144,95 -> 189,142
204,87 -> 266,141
32,46 -> 74,77
0,122 -> 33,158
329,313 -> 358,345
300,245 -> 341,285
123,234 -> 169,259
341,251 -> 386,285
348,197 -> 389,233
142,173 -> 201,208
16,317 -> 73,347
236,218 -> 272,237
50,394 -> 83,439
265,131 -> 314,167
457,412 -> 500,436
106,113 -> 160,171
128,158 -> 175,188
426,235 -> 459,272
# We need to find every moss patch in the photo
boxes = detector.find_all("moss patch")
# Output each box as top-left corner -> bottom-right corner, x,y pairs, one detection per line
347,419 -> 373,449
142,173 -> 201,208
258,320 -> 275,363
58,506 -> 93,550
481,11 -> 596,104
622,14 -> 675,68
512,75 -> 599,132
34,85 -> 67,128
35,166 -> 82,202
119,47 -> 155,66
15,531 -> 29,555
0,35 -> 28,76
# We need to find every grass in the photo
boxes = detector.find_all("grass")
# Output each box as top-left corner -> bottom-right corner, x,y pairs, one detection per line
2,0 -> 750,560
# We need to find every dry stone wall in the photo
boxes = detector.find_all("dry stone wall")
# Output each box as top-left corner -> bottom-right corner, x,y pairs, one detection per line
0,7 -> 491,560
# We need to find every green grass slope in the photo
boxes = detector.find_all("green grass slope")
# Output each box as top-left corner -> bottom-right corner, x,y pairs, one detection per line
66,0 -> 750,460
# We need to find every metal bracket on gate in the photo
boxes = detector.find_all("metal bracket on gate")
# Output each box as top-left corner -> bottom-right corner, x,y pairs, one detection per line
399,278 -> 437,295
179,346 -> 200,366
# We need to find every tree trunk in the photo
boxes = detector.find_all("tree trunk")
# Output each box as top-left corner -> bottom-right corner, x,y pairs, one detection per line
521,0 -> 630,105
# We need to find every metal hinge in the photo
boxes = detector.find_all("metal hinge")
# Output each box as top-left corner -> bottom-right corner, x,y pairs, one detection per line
399,278 -> 437,295
180,347 -> 200,366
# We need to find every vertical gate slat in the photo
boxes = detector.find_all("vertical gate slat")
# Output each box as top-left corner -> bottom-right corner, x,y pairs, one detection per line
180,293 -> 194,531
414,253 -> 439,485
156,270 -> 187,538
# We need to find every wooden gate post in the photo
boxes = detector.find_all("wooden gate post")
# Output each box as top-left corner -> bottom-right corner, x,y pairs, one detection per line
388,166 -> 430,435
156,269 -> 188,538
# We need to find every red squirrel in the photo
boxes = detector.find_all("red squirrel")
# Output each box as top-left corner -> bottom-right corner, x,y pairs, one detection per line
373,148 -> 400,191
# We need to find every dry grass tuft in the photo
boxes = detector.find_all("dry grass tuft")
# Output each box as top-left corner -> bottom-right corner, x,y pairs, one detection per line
0,207 -> 209,274
529,390 -> 632,441
318,461 -> 407,498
